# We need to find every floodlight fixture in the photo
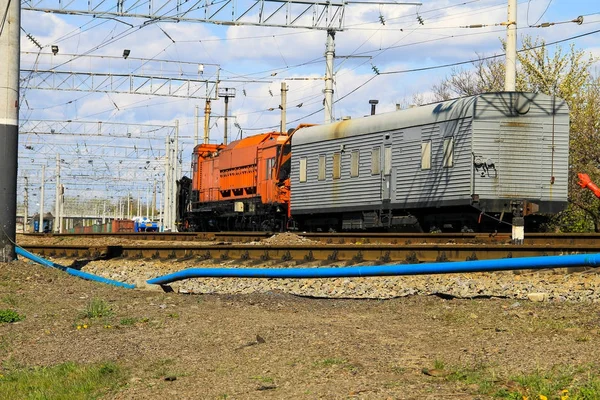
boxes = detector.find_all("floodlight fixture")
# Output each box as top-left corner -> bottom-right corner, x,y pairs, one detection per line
123,49 -> 130,59
51,45 -> 59,55
198,64 -> 204,74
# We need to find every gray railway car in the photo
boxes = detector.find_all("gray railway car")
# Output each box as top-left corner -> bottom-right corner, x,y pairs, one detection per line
290,92 -> 569,232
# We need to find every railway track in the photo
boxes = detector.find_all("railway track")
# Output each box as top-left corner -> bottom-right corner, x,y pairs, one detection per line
19,242 -> 599,264
20,231 -> 600,246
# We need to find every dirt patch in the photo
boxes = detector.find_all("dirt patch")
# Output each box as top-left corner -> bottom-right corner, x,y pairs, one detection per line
2,257 -> 600,399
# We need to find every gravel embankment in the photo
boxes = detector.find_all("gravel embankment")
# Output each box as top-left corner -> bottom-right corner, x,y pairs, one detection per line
19,233 -> 600,302
73,259 -> 600,302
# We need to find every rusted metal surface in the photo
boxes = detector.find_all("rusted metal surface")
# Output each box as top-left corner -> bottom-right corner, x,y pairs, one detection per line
21,231 -> 272,242
21,243 -> 599,264
20,231 -> 600,246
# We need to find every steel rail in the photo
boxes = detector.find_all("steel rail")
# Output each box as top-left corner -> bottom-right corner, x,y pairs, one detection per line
20,232 -> 600,246
19,243 -> 600,263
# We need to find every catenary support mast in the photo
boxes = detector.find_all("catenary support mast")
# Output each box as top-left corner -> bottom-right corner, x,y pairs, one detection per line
0,0 -> 20,261
505,0 -> 517,91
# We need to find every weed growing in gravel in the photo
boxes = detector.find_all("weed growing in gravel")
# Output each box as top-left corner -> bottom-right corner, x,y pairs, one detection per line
1,295 -> 18,307
0,309 -> 24,324
314,358 -> 348,368
251,375 -> 274,384
120,317 -> 138,326
80,298 -> 114,319
0,360 -> 127,399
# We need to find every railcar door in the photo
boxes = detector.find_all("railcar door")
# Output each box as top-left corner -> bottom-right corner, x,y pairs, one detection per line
381,145 -> 393,201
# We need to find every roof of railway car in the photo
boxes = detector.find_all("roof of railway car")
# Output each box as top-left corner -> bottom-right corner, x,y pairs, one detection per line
224,131 -> 283,149
291,92 -> 562,146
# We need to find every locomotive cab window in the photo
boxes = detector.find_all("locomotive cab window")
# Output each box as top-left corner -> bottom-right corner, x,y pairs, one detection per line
351,150 -> 360,177
421,141 -> 431,170
266,157 -> 276,179
443,137 -> 454,168
333,152 -> 341,180
299,157 -> 307,183
371,147 -> 381,175
318,154 -> 326,181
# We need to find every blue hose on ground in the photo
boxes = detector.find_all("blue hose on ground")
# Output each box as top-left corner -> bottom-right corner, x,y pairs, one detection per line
146,253 -> 600,285
16,247 -> 135,289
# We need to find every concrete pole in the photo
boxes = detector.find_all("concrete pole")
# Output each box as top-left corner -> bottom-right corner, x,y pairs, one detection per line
505,0 -> 517,91
39,166 -> 45,233
204,100 -> 211,144
127,192 -> 131,219
59,185 -> 64,233
102,201 -> 106,224
158,186 -> 163,231
194,105 -> 199,147
280,82 -> 288,134
223,96 -> 230,145
152,179 -> 156,220
324,29 -> 335,124
172,121 -> 179,231
54,154 -> 60,233
164,136 -> 171,230
0,0 -> 20,260
145,187 -> 150,217
23,177 -> 28,233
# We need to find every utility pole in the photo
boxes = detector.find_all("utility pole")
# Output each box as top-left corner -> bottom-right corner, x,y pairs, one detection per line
194,105 -> 199,147
59,185 -> 64,233
164,136 -> 171,230
218,88 -> 236,145
204,99 -> 211,145
505,0 -> 517,91
0,0 -> 20,260
172,120 -> 179,231
158,186 -> 163,231
39,165 -> 45,233
280,82 -> 288,134
54,154 -> 60,233
152,179 -> 157,220
324,29 -> 335,124
136,191 -> 140,217
23,177 -> 29,233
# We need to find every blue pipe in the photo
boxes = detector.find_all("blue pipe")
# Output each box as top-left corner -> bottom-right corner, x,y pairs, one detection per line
16,247 -> 135,289
147,253 -> 600,285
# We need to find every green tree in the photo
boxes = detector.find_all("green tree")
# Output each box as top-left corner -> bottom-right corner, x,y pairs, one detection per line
432,36 -> 599,232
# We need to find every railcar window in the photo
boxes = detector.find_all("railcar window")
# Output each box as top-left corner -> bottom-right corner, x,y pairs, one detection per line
351,150 -> 360,177
421,141 -> 431,170
318,154 -> 326,181
266,157 -> 275,179
333,152 -> 341,180
384,146 -> 392,175
299,157 -> 307,183
371,147 -> 381,175
443,138 -> 454,168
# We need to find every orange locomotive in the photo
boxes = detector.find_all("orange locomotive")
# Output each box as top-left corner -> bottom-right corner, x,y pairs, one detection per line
178,131 -> 293,231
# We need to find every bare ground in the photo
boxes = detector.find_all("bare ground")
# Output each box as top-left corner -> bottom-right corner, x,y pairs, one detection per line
2,257 -> 600,399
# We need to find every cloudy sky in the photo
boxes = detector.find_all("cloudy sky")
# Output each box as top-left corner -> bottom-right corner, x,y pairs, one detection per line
14,0 -> 600,211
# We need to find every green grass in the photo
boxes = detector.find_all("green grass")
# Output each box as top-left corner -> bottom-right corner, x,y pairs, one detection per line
251,375 -> 274,384
0,309 -> 24,324
0,361 -> 128,399
2,295 -> 18,307
314,358 -> 348,368
119,317 -> 137,326
501,365 -> 600,400
80,298 -> 114,320
437,360 -> 600,399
